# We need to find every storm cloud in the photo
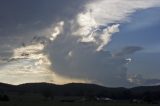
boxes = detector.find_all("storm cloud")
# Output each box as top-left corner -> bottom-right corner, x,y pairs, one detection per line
0,0 -> 160,87
45,0 -> 160,87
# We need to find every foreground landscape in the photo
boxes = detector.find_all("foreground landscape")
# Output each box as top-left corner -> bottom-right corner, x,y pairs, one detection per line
0,83 -> 160,106
0,101 -> 160,106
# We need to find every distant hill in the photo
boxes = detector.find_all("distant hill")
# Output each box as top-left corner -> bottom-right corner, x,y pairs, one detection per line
0,82 -> 160,100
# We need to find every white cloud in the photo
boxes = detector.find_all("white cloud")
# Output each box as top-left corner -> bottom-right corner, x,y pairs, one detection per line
73,0 -> 160,51
50,21 -> 64,41
96,24 -> 119,51
86,0 -> 160,25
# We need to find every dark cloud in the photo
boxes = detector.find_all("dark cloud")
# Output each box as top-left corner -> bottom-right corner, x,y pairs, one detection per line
128,74 -> 160,86
46,24 -> 143,87
0,0 -> 88,36
144,79 -> 160,85
0,0 -> 89,61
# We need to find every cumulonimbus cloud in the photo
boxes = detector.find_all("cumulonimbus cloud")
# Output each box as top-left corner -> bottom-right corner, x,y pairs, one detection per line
46,0 -> 160,87
0,0 -> 160,87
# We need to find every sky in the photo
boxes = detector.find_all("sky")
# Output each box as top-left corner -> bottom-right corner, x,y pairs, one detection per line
0,0 -> 160,87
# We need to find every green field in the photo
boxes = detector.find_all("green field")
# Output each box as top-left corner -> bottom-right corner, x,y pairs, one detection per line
0,101 -> 159,106
0,100 -> 159,106
0,93 -> 159,106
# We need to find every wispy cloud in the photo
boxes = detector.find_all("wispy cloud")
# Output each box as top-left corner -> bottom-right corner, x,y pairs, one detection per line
115,46 -> 143,57
73,0 -> 160,51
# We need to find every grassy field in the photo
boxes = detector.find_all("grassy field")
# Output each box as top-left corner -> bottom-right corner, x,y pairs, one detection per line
0,101 -> 159,106
0,93 -> 159,106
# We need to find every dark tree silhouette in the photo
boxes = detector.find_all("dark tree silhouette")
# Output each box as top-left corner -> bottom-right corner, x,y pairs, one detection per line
123,90 -> 132,99
42,89 -> 54,100
143,91 -> 153,104
0,94 -> 10,101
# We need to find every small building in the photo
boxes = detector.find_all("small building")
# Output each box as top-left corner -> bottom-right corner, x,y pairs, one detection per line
96,97 -> 113,102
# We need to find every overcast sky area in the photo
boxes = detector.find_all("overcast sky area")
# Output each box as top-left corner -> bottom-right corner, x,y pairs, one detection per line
0,0 -> 160,87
